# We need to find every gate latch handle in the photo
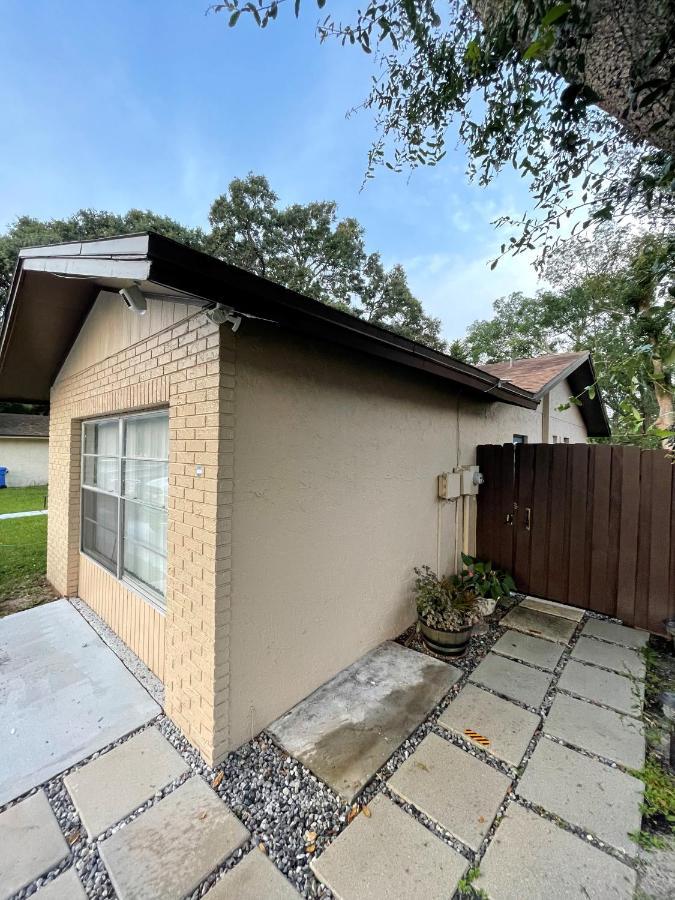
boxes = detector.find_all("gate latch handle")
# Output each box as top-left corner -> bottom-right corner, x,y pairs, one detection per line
505,512 -> 513,525
524,507 -> 531,530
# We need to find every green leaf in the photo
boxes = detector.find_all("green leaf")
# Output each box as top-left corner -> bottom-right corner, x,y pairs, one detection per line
228,10 -> 240,26
540,3 -> 571,27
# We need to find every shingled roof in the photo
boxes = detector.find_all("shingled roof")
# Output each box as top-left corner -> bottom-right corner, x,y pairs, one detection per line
0,413 -> 49,438
479,352 -> 590,397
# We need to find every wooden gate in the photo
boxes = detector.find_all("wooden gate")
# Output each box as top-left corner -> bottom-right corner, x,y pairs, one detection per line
476,443 -> 675,634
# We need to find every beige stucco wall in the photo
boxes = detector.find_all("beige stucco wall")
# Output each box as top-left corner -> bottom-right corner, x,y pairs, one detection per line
0,437 -> 48,486
49,290 -> 234,764
226,322 -> 553,747
547,380 -> 588,443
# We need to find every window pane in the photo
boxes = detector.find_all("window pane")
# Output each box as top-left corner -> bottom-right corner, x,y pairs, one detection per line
124,502 -> 167,555
123,502 -> 167,596
125,414 -> 169,459
123,460 -> 168,508
82,456 -> 119,493
84,420 -> 119,456
82,489 -> 118,571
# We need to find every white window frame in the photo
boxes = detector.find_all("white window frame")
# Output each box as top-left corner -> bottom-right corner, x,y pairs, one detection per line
80,409 -> 169,613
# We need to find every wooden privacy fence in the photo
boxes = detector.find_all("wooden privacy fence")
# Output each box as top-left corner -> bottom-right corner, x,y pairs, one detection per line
476,442 -> 675,635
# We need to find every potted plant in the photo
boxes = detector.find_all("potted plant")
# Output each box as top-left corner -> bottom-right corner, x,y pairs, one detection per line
456,554 -> 516,616
413,566 -> 485,657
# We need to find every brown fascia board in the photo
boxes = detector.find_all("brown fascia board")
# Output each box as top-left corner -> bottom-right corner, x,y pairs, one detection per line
527,351 -> 610,438
3,232 -> 538,409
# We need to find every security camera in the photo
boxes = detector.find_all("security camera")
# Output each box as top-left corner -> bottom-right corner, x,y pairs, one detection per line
119,285 -> 147,315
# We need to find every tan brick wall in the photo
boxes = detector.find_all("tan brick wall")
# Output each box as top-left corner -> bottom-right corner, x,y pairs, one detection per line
48,307 -> 235,765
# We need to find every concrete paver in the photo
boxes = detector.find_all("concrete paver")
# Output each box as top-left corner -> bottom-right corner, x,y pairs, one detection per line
34,868 -> 88,900
438,683 -> 540,767
557,659 -> 644,717
501,606 -> 577,643
581,619 -> 650,650
99,777 -> 250,900
516,737 -> 644,853
0,599 -> 160,807
544,693 -> 645,769
0,791 -> 69,900
268,642 -> 461,801
492,630 -> 564,672
65,727 -> 190,836
310,793 -> 468,900
570,636 -> 645,680
469,653 -> 553,708
477,803 -> 637,899
208,849 -> 301,899
520,596 -> 584,622
388,733 -> 511,851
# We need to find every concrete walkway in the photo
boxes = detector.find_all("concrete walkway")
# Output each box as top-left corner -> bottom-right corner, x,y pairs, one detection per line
0,508 -> 47,519
312,601 -> 649,900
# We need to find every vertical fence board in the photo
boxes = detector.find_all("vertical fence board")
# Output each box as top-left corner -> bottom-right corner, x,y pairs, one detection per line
635,451 -> 653,631
546,445 -> 570,603
615,446 -> 641,625
567,445 -> 590,608
588,444 -> 613,615
498,443 -> 516,572
513,443 -> 535,590
529,444 -> 552,598
647,451 -> 672,633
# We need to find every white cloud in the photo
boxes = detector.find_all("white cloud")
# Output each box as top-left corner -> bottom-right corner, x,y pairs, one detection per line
405,246 -> 544,341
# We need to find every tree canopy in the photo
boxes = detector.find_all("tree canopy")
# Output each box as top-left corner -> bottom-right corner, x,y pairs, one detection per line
218,1 -> 674,266
453,226 -> 675,446
0,174 -> 444,350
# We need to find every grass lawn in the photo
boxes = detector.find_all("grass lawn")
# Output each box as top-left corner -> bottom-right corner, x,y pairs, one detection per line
0,492 -> 57,617
0,484 -> 48,515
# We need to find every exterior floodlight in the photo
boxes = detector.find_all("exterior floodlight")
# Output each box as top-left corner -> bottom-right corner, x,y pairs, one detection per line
119,285 -> 147,315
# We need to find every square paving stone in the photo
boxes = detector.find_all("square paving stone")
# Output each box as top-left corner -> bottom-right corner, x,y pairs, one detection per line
388,733 -> 511,851
269,642 -> 461,802
581,618 -> 650,649
557,660 -> 644,718
477,803 -> 637,899
501,606 -> 577,643
99,777 -> 250,900
520,596 -> 584,622
516,737 -> 644,854
208,849 -> 300,899
438,683 -> 540,767
571,636 -> 645,680
492,630 -> 565,672
64,727 -> 190,836
34,869 -> 88,900
310,793 -> 467,900
469,653 -> 553,708
544,693 -> 645,769
0,790 -> 69,900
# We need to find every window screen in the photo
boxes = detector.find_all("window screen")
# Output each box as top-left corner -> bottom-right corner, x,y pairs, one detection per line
81,411 -> 169,608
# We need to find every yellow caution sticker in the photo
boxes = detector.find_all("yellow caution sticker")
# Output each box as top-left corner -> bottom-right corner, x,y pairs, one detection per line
464,728 -> 491,747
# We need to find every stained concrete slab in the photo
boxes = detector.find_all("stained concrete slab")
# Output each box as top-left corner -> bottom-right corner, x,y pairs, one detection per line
469,653 -> 553,708
64,727 -> 190,836
520,596 -> 584,622
208,849 -> 301,899
516,737 -> 644,854
99,777 -> 249,900
492,630 -> 565,672
0,790 -> 69,900
310,793 -> 468,900
34,868 -> 88,900
557,659 -> 644,718
0,600 -> 160,807
438,683 -> 540,767
581,618 -> 650,649
501,605 -> 577,643
268,642 -> 461,802
477,803 -> 637,899
388,733 -> 511,851
571,636 -> 646,680
544,693 -> 645,769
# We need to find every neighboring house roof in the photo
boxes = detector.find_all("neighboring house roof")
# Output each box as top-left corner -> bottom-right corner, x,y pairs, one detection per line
0,413 -> 49,438
479,352 -> 610,437
0,232 -> 536,411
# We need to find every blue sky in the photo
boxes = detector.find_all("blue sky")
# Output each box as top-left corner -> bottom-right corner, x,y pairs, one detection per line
0,0 -> 542,340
